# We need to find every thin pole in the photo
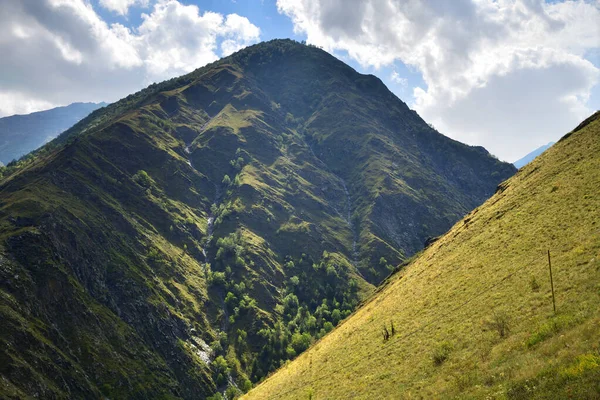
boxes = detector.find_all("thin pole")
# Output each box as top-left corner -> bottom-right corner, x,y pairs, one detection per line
548,250 -> 556,314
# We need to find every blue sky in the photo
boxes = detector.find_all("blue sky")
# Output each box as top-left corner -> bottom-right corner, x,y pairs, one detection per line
1,0 -> 598,162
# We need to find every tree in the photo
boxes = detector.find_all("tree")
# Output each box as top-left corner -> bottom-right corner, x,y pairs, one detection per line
222,174 -> 231,186
133,170 -> 153,188
289,276 -> 300,287
283,293 -> 299,314
331,309 -> 342,325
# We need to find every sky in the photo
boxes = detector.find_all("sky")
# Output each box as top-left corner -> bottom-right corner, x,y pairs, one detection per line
0,0 -> 598,162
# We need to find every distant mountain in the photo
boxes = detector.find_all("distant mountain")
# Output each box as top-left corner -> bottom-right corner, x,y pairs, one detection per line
513,142 -> 554,168
246,113 -> 600,399
0,39 -> 515,399
0,102 -> 105,165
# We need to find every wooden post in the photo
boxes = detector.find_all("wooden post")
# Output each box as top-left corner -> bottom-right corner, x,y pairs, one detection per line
548,250 -> 556,314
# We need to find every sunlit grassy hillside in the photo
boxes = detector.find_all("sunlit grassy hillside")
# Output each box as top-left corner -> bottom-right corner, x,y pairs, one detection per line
244,112 -> 600,399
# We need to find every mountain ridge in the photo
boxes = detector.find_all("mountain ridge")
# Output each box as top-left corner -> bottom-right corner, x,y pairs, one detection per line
0,102 -> 105,165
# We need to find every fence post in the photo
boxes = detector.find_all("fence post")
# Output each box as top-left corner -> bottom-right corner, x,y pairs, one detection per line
548,250 -> 556,314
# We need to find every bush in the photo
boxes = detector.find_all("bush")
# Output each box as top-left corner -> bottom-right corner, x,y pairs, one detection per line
239,377 -> 252,392
485,310 -> 510,338
432,341 -> 453,365
214,355 -> 229,370
526,314 -> 575,347
530,275 -> 541,291
209,271 -> 227,287
225,385 -> 241,400
133,170 -> 153,188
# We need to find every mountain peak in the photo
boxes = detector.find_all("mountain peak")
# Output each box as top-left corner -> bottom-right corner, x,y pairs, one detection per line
0,39 -> 515,399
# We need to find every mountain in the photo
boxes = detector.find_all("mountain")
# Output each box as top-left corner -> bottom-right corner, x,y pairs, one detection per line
0,39 -> 515,399
513,142 -> 555,168
245,112 -> 600,399
0,102 -> 106,165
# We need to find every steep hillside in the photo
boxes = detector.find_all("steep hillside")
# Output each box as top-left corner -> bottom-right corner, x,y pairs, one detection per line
0,102 -> 105,165
514,142 -> 555,169
245,112 -> 600,399
0,40 -> 514,399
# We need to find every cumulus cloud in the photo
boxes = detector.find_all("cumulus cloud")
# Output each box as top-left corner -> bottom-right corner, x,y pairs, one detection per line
0,0 -> 260,117
277,0 -> 600,161
99,0 -> 149,15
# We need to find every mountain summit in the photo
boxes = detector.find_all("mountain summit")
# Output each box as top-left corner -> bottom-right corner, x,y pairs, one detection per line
0,39 -> 515,398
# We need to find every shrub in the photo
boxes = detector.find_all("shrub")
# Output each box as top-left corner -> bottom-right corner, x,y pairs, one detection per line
485,310 -> 511,338
526,314 -> 575,347
225,385 -> 241,400
239,377 -> 252,392
133,170 -> 153,188
530,275 -> 541,291
432,341 -> 453,365
382,325 -> 390,342
209,271 -> 227,287
561,353 -> 600,379
213,355 -> 229,375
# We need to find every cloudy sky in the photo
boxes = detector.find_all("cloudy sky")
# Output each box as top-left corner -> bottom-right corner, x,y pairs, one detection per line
1,0 -> 599,162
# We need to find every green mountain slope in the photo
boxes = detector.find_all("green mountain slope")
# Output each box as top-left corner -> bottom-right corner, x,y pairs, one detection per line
0,39 -> 514,399
0,102 -> 105,165
244,112 -> 600,399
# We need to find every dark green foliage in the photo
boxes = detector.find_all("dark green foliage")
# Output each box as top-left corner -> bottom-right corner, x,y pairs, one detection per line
251,252 -> 360,378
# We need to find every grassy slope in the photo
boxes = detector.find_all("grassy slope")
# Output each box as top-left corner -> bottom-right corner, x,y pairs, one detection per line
244,113 -> 600,399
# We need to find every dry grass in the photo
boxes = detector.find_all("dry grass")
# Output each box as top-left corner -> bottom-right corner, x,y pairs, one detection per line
244,114 -> 600,399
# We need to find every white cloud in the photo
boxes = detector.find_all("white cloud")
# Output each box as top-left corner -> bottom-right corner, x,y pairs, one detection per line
277,0 -> 600,161
99,0 -> 148,16
0,91 -> 55,117
220,14 -> 261,56
390,71 -> 407,86
0,0 -> 260,117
